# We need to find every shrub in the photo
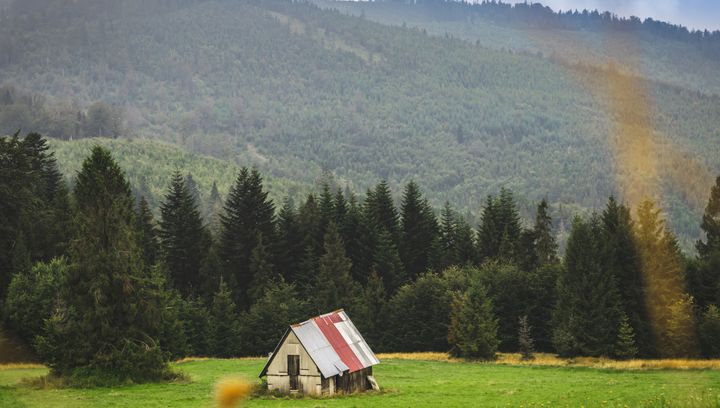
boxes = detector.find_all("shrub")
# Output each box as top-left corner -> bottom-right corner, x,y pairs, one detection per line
3,257 -> 68,345
448,279 -> 499,361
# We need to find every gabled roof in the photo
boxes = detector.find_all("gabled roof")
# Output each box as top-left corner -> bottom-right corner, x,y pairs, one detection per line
259,309 -> 380,378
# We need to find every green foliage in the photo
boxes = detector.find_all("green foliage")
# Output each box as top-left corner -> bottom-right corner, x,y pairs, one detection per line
352,271 -> 387,350
476,262 -> 556,352
219,167 -> 276,309
3,258 -> 68,346
247,233 -> 279,304
135,196 -> 159,267
36,146 -> 171,383
0,133 -> 70,297
0,0 -> 718,252
399,181 -> 438,280
178,296 -> 211,357
159,171 -> 210,296
602,197 -> 655,356
372,229 -> 406,294
553,216 -> 622,357
448,279 -> 499,360
239,280 -> 309,357
384,272 -> 451,352
312,222 -> 358,313
664,294 -> 699,358
614,314 -> 639,360
699,304 -> 720,358
208,279 -> 241,358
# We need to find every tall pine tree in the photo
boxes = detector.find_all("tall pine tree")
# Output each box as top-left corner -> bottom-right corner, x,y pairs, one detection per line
159,171 -> 209,296
601,197 -> 654,356
399,181 -> 438,280
219,167 -> 276,309
37,146 -> 170,382
312,222 -> 357,313
553,216 -> 622,357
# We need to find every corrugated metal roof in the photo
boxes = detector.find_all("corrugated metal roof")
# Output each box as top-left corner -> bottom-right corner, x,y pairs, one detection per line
259,309 -> 379,378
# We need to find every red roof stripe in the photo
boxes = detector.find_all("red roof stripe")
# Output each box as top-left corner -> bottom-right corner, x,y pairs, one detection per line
313,313 -> 364,373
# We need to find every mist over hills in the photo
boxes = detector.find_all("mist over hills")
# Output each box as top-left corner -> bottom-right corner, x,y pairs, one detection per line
0,0 -> 718,250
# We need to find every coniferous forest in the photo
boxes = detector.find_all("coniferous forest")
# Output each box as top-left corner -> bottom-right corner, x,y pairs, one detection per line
1,0 -> 720,389
2,132 -> 720,382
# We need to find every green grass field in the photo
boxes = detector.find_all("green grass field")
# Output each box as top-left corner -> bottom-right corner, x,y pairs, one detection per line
1,358 -> 719,407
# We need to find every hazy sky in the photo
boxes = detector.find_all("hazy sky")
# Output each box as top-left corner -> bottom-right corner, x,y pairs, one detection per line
516,0 -> 720,31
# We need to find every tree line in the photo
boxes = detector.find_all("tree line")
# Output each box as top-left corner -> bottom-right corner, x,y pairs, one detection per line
1,133 -> 719,382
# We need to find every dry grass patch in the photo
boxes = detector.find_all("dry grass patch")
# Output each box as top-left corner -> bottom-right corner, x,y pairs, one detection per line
0,363 -> 45,370
378,352 -> 720,370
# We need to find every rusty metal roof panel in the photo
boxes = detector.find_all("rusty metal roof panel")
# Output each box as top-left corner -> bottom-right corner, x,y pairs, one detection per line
291,319 -> 348,378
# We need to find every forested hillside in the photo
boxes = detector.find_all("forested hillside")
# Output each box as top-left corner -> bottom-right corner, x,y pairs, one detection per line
49,138 -> 312,217
0,0 -> 718,249
317,0 -> 720,95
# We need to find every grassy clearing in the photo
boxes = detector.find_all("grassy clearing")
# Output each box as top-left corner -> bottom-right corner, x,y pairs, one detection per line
0,358 -> 719,407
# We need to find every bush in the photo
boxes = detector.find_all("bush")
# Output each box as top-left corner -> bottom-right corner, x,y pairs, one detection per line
384,273 -> 452,352
448,279 -> 499,361
3,257 -> 68,345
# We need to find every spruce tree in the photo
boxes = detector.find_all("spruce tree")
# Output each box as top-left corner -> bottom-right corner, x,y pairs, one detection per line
313,222 -> 357,313
276,198 -> 304,283
553,216 -> 622,357
448,280 -> 499,360
353,271 -> 387,349
477,195 -> 501,261
689,176 -> 720,310
365,180 -> 400,245
296,194 -> 322,293
454,215 -> 478,266
432,202 -> 460,270
36,146 -> 170,382
219,167 -> 276,309
399,181 -> 438,280
179,296 -> 211,356
136,196 -> 159,267
602,197 -> 654,356
373,229 -> 407,294
534,199 -> 558,266
247,233 -> 279,303
208,279 -> 242,358
635,200 -> 694,357
203,181 -> 223,235
341,194 -> 376,283
664,294 -> 698,358
697,176 -> 720,258
159,171 -> 208,296
518,315 -> 535,361
319,182 -> 335,236
0,133 -> 70,297
185,172 -> 201,207
614,313 -> 639,360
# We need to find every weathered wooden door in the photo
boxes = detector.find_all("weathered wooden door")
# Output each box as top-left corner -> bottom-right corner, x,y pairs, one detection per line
288,355 -> 300,391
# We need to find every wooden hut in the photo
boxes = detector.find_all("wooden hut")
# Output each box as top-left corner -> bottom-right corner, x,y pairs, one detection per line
259,309 -> 380,395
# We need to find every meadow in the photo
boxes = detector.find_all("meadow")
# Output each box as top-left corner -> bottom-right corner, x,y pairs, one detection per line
1,355 -> 719,408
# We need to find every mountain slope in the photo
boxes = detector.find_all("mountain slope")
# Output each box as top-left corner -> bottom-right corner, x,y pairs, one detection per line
0,0 -> 718,248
